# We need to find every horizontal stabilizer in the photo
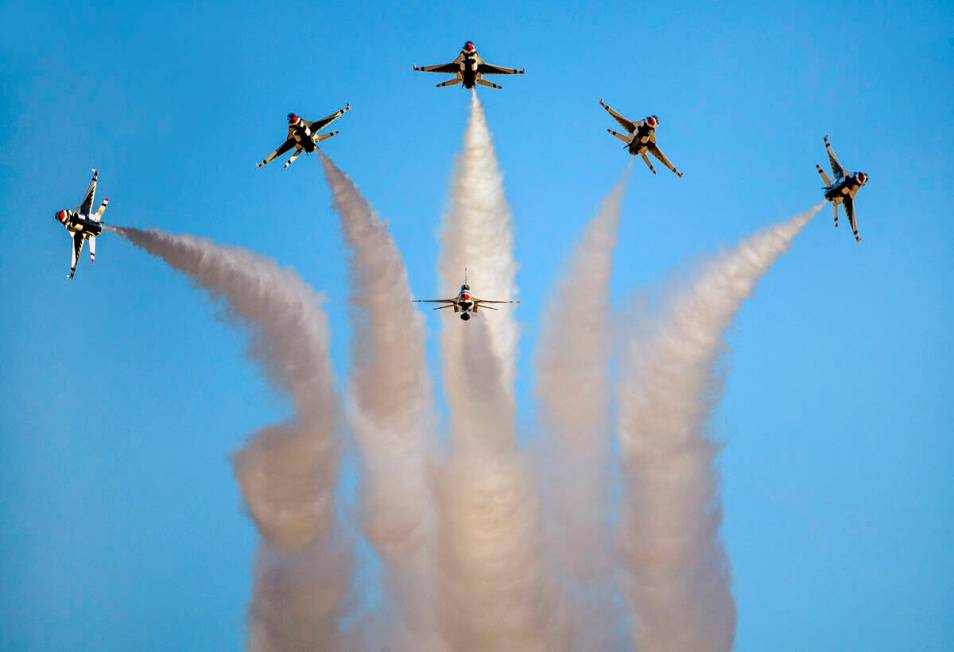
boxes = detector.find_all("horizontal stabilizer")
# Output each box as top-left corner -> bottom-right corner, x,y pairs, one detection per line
93,198 -> 109,222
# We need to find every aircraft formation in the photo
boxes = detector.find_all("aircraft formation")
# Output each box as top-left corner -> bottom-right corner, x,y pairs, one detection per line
53,40 -> 869,288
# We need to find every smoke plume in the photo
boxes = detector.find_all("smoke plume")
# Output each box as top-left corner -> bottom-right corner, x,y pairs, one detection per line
535,164 -> 632,650
319,154 -> 440,650
616,206 -> 821,652
113,227 -> 351,650
432,95 -> 561,651
438,91 -> 519,393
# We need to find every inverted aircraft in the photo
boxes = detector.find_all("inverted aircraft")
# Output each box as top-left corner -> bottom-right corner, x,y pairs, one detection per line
257,104 -> 350,170
413,271 -> 518,321
54,169 -> 109,280
599,99 -> 684,177
413,41 -> 525,90
816,135 -> 868,242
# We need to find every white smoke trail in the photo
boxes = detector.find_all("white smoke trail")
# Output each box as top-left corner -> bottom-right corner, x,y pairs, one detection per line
435,319 -> 560,652
114,227 -> 351,650
433,95 -> 561,651
535,164 -> 632,651
439,91 -> 519,393
616,205 -> 821,652
247,536 -> 351,652
319,154 -> 441,650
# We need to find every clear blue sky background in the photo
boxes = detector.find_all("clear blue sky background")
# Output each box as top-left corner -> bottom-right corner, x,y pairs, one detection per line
1,2 -> 952,650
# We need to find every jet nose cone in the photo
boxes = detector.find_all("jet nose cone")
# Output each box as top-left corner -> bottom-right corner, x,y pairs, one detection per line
464,41 -> 475,51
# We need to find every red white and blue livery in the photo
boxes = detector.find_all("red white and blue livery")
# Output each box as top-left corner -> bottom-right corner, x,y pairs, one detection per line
413,270 -> 518,321
54,168 -> 109,280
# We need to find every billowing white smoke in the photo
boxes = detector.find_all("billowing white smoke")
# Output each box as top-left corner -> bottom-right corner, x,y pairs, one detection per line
247,535 -> 351,652
616,205 -> 821,652
433,95 -> 561,651
439,91 -> 519,393
113,227 -> 351,651
319,154 -> 441,651
535,164 -> 632,651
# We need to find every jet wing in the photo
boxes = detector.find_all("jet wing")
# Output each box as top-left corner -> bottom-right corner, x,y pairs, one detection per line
843,195 -> 860,238
78,169 -> 98,215
599,100 -> 638,133
71,233 -> 85,272
306,104 -> 350,133
477,62 -> 525,75
413,62 -> 461,73
647,143 -> 684,177
257,139 -> 296,168
824,135 -> 846,178
414,298 -> 457,311
474,299 -> 519,304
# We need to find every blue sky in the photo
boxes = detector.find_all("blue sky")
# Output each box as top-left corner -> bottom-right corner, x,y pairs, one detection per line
1,1 -> 952,650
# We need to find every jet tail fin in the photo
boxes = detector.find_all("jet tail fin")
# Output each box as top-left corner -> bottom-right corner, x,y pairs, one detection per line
315,130 -> 340,143
815,165 -> 832,187
89,236 -> 96,262
93,198 -> 109,222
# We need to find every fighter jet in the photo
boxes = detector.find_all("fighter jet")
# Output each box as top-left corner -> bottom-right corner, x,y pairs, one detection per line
413,271 -> 518,321
599,99 -> 684,177
53,169 -> 109,280
257,104 -> 350,170
816,135 -> 868,242
413,41 -> 525,90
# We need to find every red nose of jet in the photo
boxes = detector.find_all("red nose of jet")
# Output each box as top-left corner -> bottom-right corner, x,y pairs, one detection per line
288,113 -> 299,124
646,116 -> 658,128
55,210 -> 66,222
464,41 -> 475,51
462,293 -> 471,301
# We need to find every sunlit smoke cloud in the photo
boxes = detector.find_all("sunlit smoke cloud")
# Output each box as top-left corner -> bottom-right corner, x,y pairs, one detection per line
616,206 -> 821,652
113,227 -> 351,650
319,154 -> 441,650
535,163 -> 632,651
433,96 -> 563,651
439,91 -> 519,394
435,320 -> 561,652
247,536 -> 352,652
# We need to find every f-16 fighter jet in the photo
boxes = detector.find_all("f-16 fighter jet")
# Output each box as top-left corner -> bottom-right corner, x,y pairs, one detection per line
53,168 -> 109,280
413,41 -> 525,90
257,104 -> 350,170
413,271 -> 518,321
816,135 -> 868,242
599,99 -> 684,177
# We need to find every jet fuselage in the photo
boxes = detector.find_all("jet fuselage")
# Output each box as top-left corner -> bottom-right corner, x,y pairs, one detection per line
290,123 -> 318,151
456,286 -> 474,312
823,176 -> 864,204
626,125 -> 655,156
459,50 -> 480,88
56,211 -> 103,237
